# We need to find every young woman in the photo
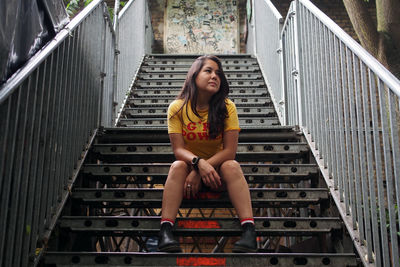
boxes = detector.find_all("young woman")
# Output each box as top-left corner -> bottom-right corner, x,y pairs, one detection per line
158,55 -> 256,253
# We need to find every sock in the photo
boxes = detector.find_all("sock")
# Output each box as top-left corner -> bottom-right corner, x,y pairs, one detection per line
240,218 -> 254,226
161,218 -> 174,226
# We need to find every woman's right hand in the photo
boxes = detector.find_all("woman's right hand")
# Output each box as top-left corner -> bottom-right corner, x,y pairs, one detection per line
184,170 -> 201,199
198,159 -> 222,189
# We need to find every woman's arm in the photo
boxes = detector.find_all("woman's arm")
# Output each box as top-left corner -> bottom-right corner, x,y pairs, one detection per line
169,133 -> 197,164
206,130 -> 238,168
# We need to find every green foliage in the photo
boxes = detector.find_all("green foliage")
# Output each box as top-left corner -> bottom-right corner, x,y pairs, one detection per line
65,0 -> 127,18
64,0 -> 96,17
65,0 -> 80,17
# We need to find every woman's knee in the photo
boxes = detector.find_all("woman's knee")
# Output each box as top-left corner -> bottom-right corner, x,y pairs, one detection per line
220,160 -> 242,176
167,160 -> 189,181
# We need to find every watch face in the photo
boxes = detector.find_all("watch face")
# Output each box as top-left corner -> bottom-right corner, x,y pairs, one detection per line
192,157 -> 199,165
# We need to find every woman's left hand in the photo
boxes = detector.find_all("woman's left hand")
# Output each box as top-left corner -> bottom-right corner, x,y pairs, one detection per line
198,159 -> 222,190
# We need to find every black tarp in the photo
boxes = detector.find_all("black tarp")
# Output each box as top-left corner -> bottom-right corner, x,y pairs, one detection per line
0,0 -> 69,84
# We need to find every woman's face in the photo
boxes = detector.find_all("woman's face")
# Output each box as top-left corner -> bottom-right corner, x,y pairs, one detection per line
195,59 -> 221,97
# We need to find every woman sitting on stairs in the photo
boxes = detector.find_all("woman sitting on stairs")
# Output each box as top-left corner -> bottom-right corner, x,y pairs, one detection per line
158,55 -> 257,253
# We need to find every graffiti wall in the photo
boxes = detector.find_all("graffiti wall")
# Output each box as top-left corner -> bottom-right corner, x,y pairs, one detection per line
165,0 -> 239,54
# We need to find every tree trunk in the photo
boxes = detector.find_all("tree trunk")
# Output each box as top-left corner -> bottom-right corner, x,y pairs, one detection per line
343,0 -> 400,78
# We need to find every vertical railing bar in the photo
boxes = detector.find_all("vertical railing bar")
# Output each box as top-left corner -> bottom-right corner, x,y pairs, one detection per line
81,19 -> 91,146
77,20 -> 88,167
345,47 -> 356,225
8,75 -> 33,267
319,22 -> 328,164
369,70 -> 390,266
302,7 -> 312,133
309,14 -> 318,144
294,0 -> 303,127
358,61 -> 374,262
0,96 -> 12,266
291,16 -> 297,125
337,40 -> 346,202
327,31 -> 339,190
339,41 -> 350,213
317,21 -> 326,158
72,24 -> 83,169
349,53 -> 363,233
44,43 -> 63,232
91,13 -> 99,130
377,80 -> 399,267
388,90 -> 400,254
30,52 -> 54,257
100,7 -> 107,127
313,19 -> 322,151
54,39 -> 70,211
351,54 -> 365,242
281,31 -> 288,125
22,59 -> 48,267
76,21 -> 86,152
321,25 -> 330,168
1,88 -> 22,266
65,28 -> 79,188
364,67 -> 381,265
64,31 -> 78,193
324,27 -> 334,181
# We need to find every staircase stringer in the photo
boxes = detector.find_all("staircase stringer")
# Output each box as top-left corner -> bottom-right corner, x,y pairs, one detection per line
34,128 -> 99,267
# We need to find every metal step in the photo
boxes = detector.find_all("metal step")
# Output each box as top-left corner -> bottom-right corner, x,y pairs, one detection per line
118,117 -> 280,127
43,252 -> 358,267
91,142 -> 309,162
71,188 -> 328,208
126,96 -> 273,107
130,89 -> 269,97
138,72 -> 263,80
59,216 -> 342,236
144,58 -> 258,65
136,80 -> 265,87
82,163 -> 319,185
141,65 -> 260,72
94,127 -> 302,143
122,106 -> 276,118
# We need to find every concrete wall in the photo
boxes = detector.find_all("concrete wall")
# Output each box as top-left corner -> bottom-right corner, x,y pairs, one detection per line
147,0 -> 375,54
148,0 -> 247,54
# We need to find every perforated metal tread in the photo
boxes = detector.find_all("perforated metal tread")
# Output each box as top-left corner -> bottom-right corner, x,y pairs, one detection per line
59,216 -> 342,236
43,252 -> 358,267
72,188 -> 329,208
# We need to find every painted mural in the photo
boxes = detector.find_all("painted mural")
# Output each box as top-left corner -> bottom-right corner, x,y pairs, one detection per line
165,0 -> 239,54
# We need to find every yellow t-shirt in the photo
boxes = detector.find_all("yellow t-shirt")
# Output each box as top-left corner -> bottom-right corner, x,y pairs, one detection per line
168,99 -> 240,159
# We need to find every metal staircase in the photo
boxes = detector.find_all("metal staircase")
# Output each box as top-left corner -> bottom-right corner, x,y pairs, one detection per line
41,54 -> 359,266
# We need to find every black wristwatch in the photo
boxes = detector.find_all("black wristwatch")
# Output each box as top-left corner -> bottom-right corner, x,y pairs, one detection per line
191,156 -> 201,171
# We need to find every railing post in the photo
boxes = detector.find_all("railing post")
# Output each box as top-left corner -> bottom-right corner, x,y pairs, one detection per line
293,0 -> 303,127
112,0 -> 120,125
279,37 -> 288,125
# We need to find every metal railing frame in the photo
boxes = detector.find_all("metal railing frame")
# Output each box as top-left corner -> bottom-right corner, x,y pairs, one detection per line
252,0 -> 285,124
0,0 -> 152,265
273,0 -> 400,266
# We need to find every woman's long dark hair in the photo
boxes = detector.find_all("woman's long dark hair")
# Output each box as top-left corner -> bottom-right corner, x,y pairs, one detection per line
172,55 -> 230,139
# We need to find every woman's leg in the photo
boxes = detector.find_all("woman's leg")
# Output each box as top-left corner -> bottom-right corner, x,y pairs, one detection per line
161,160 -> 189,221
220,160 -> 257,252
219,160 -> 253,219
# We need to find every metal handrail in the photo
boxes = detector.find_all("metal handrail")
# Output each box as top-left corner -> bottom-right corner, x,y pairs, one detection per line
277,0 -> 400,266
0,0 -> 153,265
